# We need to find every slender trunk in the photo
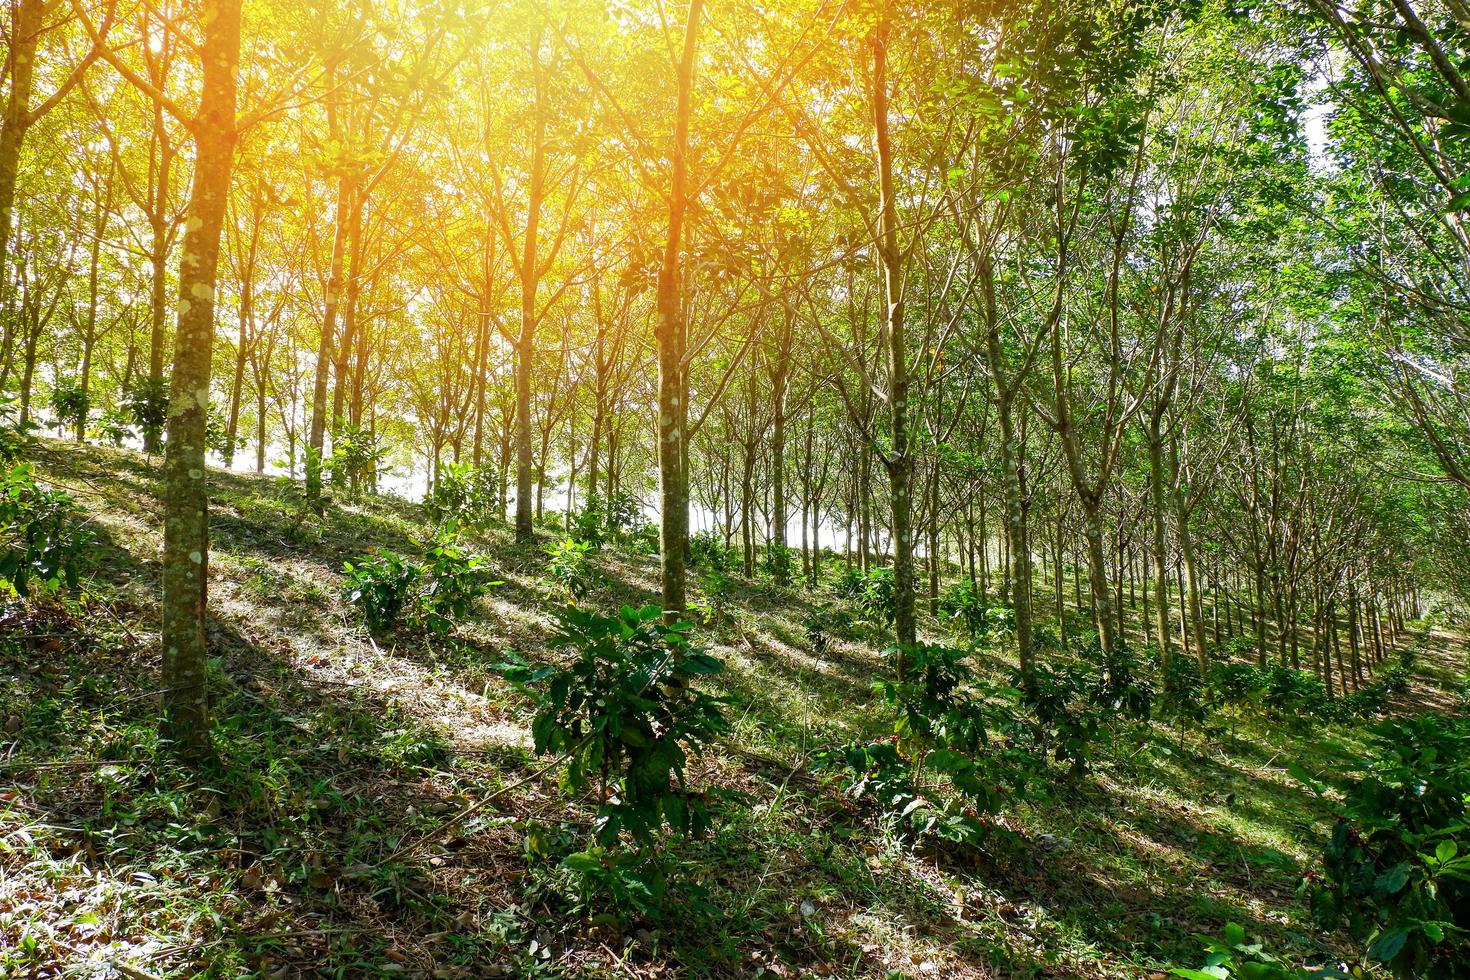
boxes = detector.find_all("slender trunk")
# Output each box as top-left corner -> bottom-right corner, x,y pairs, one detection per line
159,0 -> 241,757
654,0 -> 702,617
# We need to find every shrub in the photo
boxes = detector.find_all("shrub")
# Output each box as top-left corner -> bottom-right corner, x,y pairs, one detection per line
802,602 -> 850,655
48,379 -> 89,432
833,564 -> 864,601
938,580 -> 982,639
1158,653 -> 1207,722
125,378 -> 169,446
570,495 -> 608,548
1264,666 -> 1329,717
204,406 -> 244,457
544,536 -> 597,601
760,542 -> 795,585
690,569 -> 733,627
344,535 -> 493,634
824,643 -> 1032,847
94,407 -> 134,447
0,462 -> 94,596
342,548 -> 421,633
854,566 -> 897,627
688,530 -> 734,573
424,461 -> 497,528
1305,715 -> 1470,978
497,605 -> 729,850
418,533 -> 494,634
1018,659 -> 1104,774
1169,922 -> 1344,979
1207,661 -> 1269,707
328,423 -> 387,489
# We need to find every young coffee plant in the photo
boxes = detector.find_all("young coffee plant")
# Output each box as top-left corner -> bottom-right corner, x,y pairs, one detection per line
47,380 -> 89,434
760,542 -> 795,585
424,460 -> 497,529
688,530 -> 735,573
1170,922 -> 1348,979
496,605 -> 730,852
802,602 -> 850,656
344,535 -> 493,634
1304,714 -> 1470,978
938,581 -> 1014,643
690,569 -> 733,628
853,566 -> 897,627
0,463 -> 94,596
544,536 -> 597,601
125,378 -> 169,449
418,532 -> 495,634
342,548 -> 422,633
825,643 -> 1031,848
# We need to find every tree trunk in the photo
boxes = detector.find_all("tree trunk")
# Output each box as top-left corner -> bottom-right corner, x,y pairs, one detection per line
158,0 -> 241,757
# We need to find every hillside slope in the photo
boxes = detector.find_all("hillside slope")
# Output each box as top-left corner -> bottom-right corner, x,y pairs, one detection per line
1,441 -> 1464,979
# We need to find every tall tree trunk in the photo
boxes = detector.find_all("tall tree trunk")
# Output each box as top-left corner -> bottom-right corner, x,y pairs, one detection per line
159,0 -> 241,757
871,5 -> 916,652
654,0 -> 702,617
306,171 -> 351,511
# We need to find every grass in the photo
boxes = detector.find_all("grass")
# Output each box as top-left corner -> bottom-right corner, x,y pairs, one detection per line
1,439 -> 1465,978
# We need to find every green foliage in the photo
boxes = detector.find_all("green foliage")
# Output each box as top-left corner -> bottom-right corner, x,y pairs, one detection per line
418,532 -> 495,634
0,397 -> 32,464
342,548 -> 421,634
424,460 -> 497,528
498,605 -> 729,851
760,542 -> 795,585
47,379 -> 89,431
690,569 -> 733,627
824,643 -> 1036,848
0,463 -> 94,596
543,536 -> 596,601
938,581 -> 1014,645
802,602 -> 850,655
125,378 -> 169,444
688,530 -> 735,573
327,423 -> 387,489
1170,922 -> 1348,979
204,407 -> 243,456
1305,715 -> 1470,978
343,533 -> 493,634
1264,666 -> 1330,717
1159,653 -> 1209,723
842,566 -> 896,627
93,408 -> 134,447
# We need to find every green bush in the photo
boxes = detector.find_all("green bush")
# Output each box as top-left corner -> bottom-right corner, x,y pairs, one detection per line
937,581 -> 1014,645
690,569 -> 733,627
342,548 -> 422,633
1264,666 -> 1329,717
48,379 -> 89,432
1305,715 -> 1470,978
424,460 -> 497,528
544,536 -> 597,601
823,643 -> 1035,848
760,542 -> 795,585
851,566 -> 896,627
802,602 -> 850,655
688,530 -> 735,573
0,462 -> 94,596
496,604 -> 729,852
1170,922 -> 1346,979
343,535 -> 493,634
125,378 -> 169,445
418,533 -> 494,633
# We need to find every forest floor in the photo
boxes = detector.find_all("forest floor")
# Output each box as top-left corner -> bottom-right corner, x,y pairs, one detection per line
2,440 -> 1466,979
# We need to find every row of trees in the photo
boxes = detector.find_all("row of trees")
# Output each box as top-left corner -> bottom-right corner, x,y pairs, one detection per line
2,0 -> 1465,752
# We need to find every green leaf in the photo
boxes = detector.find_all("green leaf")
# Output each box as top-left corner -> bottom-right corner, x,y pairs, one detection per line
1367,928 -> 1409,963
